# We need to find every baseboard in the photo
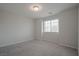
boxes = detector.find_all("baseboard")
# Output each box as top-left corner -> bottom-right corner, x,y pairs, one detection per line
0,38 -> 34,48
41,39 -> 77,50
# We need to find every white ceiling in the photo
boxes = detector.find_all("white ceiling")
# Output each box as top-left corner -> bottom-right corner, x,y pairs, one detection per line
0,3 -> 77,19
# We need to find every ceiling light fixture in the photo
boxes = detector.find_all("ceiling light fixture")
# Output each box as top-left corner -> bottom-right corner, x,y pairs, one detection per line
30,4 -> 42,12
33,6 -> 39,11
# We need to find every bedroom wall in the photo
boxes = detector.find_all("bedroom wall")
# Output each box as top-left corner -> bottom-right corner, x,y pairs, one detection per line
78,6 -> 79,55
0,8 -> 35,47
35,7 -> 78,49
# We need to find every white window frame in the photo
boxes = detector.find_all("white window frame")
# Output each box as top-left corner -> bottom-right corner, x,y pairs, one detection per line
42,19 -> 59,32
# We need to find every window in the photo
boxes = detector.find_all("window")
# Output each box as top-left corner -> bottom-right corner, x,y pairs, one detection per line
42,19 -> 59,32
44,20 -> 51,32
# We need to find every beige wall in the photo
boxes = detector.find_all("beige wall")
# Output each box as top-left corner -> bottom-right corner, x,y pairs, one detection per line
78,6 -> 79,55
0,9 -> 35,47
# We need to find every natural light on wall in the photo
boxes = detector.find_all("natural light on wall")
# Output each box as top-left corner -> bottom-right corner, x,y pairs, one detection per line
42,19 -> 59,32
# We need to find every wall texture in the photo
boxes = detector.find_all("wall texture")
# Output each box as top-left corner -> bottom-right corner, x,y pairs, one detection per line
0,9 -> 35,47
35,7 -> 78,49
78,6 -> 79,55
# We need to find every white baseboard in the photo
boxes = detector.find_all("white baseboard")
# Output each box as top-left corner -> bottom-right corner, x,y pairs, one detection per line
0,38 -> 34,48
41,39 -> 77,50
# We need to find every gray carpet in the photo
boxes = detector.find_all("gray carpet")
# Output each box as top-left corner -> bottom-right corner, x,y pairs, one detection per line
0,40 -> 78,56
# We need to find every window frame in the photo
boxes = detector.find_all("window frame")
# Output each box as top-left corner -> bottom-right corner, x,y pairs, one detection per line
42,19 -> 59,32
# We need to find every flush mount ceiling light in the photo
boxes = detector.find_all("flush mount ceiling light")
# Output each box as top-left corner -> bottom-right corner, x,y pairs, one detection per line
30,4 -> 42,12
33,6 -> 39,11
